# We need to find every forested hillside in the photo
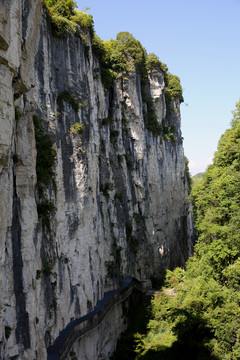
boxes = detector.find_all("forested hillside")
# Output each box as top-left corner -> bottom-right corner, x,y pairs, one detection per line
192,172 -> 204,186
135,100 -> 240,360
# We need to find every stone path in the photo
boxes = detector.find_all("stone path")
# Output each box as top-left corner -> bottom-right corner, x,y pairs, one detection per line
47,276 -> 136,360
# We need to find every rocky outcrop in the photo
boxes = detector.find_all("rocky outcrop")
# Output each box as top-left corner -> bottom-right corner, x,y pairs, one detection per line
0,1 -> 193,359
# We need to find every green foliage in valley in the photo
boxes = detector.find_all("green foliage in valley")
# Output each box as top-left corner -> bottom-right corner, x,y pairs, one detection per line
192,172 -> 204,187
184,156 -> 192,190
111,303 -> 150,360
135,99 -> 240,360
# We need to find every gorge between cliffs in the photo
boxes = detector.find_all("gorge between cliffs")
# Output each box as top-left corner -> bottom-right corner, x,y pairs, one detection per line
0,1 -> 194,359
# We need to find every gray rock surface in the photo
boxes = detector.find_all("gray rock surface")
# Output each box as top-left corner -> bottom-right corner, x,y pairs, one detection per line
0,1 -> 193,359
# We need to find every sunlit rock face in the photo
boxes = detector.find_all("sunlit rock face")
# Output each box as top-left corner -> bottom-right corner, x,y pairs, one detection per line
0,1 -> 193,359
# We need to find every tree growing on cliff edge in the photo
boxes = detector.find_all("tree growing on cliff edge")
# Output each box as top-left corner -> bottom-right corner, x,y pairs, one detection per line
42,0 -> 93,35
43,1 -> 184,140
135,99 -> 240,360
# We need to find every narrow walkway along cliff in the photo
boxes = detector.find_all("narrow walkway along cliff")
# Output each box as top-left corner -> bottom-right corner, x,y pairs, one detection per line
47,277 -> 142,360
0,1 -> 193,359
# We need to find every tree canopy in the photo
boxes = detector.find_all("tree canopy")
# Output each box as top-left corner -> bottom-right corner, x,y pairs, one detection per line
42,0 -> 93,35
135,99 -> 240,360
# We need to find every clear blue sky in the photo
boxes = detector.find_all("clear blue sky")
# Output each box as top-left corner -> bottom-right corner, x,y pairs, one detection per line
76,0 -> 240,175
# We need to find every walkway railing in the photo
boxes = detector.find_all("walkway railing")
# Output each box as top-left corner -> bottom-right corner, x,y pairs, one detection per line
47,277 -> 142,360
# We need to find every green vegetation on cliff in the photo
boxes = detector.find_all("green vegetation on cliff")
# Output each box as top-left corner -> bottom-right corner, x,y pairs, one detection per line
135,99 -> 240,360
146,52 -> 168,73
165,73 -> 184,104
33,115 -> 56,195
33,115 -> 56,230
42,1 -> 183,137
92,32 -> 183,102
92,32 -> 183,138
91,31 -> 147,91
92,31 -> 183,136
42,0 -> 93,35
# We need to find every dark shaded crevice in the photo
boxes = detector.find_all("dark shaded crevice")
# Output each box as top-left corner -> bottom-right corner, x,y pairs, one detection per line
111,293 -> 149,360
11,170 -> 30,349
22,0 -> 31,41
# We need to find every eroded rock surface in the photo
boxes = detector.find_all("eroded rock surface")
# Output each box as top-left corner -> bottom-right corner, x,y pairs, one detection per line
0,1 -> 193,359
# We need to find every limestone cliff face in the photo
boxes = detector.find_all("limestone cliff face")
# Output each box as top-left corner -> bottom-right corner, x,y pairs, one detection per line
0,1 -> 193,359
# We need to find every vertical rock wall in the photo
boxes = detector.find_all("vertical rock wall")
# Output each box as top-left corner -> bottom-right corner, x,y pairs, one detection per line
64,301 -> 127,360
0,1 -> 193,359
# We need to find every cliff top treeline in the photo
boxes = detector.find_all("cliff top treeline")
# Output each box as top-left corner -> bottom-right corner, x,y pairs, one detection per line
135,100 -> 240,359
42,0 -> 183,103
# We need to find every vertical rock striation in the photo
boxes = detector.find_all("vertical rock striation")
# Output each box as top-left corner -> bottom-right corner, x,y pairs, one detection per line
0,1 -> 193,359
